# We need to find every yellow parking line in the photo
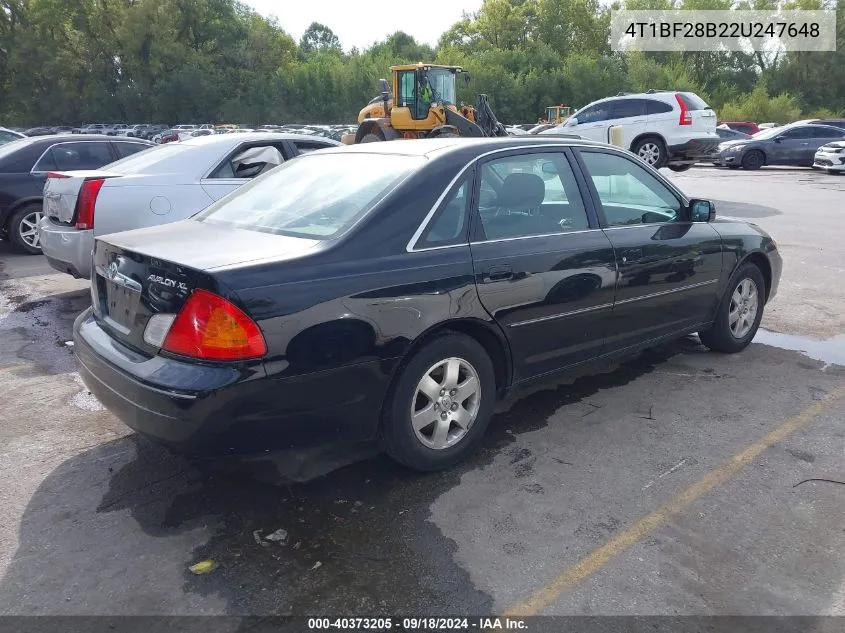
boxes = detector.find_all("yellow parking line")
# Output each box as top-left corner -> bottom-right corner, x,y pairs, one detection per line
505,384 -> 845,617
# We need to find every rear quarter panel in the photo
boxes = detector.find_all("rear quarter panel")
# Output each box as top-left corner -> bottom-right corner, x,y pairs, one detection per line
92,182 -> 214,236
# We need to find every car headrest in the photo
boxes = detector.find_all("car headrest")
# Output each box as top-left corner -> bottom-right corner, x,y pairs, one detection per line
499,172 -> 545,209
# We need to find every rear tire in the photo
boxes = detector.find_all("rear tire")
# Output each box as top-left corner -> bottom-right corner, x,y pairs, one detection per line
741,150 -> 764,170
632,136 -> 667,169
360,133 -> 383,143
698,263 -> 765,353
9,203 -> 44,255
380,332 -> 496,471
668,163 -> 694,173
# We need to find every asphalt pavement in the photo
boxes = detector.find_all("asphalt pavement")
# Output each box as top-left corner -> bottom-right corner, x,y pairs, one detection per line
0,166 -> 844,620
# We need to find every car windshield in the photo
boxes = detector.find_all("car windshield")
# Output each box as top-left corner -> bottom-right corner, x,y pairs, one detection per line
195,153 -> 423,240
752,127 -> 785,140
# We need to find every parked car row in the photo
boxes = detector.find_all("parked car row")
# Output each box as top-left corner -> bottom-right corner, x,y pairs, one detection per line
0,135 -> 155,253
37,132 -> 340,272
61,136 -> 782,470
712,122 -> 845,171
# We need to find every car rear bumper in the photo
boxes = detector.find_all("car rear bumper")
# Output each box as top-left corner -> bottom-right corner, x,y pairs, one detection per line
38,218 -> 94,279
73,309 -> 394,457
668,137 -> 720,161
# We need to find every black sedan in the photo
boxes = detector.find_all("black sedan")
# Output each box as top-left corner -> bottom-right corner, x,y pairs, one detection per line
74,137 -> 782,471
714,123 -> 845,170
0,134 -> 153,253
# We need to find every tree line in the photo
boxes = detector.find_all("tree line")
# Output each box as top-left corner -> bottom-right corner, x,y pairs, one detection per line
0,0 -> 842,127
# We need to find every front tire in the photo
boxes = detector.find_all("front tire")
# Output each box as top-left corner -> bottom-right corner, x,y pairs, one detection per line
380,332 -> 496,471
741,150 -> 764,170
9,204 -> 44,255
698,263 -> 766,353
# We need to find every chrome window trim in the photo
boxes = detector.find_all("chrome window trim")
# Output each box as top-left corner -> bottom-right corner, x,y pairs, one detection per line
405,142 -> 599,253
406,141 -> 693,252
29,139 -> 114,174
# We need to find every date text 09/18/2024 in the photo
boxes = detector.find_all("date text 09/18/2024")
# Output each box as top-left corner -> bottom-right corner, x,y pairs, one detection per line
306,617 -> 528,630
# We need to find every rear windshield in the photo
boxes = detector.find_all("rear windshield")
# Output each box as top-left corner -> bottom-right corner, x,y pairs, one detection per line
195,153 -> 422,240
677,92 -> 710,111
102,142 -> 192,174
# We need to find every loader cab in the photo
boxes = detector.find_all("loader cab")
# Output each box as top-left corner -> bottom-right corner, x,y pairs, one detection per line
392,64 -> 461,123
546,105 -> 573,125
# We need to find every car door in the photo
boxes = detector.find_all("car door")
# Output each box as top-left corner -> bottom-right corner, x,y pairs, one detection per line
768,127 -> 811,164
200,140 -> 295,201
575,148 -> 723,351
565,102 -> 613,142
469,148 -> 617,381
608,98 -> 647,149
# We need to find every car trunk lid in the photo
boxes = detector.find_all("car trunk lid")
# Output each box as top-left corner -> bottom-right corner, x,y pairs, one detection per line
91,221 -> 322,354
43,170 -> 120,225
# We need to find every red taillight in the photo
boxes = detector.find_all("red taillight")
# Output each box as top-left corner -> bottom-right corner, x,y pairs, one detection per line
75,178 -> 105,229
161,289 -> 266,361
46,172 -> 70,179
675,93 -> 692,126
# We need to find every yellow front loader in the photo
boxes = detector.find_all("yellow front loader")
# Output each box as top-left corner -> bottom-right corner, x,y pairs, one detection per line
348,63 -> 509,144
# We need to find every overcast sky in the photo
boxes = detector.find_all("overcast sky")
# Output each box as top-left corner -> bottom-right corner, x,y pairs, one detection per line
243,0 -> 483,51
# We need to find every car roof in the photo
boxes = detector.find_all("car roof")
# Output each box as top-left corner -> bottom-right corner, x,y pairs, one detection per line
179,132 -> 342,147
316,136 -> 606,158
3,134 -> 150,148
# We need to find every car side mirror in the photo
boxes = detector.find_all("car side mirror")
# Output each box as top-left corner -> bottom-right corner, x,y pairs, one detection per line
689,199 -> 715,222
567,117 -> 578,126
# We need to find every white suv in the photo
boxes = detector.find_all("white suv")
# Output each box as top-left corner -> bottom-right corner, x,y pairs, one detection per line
542,91 -> 719,171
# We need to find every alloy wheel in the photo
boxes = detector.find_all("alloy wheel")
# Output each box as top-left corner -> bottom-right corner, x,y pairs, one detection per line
729,278 -> 759,339
637,142 -> 661,166
410,357 -> 481,450
18,210 -> 43,249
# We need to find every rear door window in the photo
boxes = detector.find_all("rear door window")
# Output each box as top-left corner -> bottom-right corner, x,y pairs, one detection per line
474,152 -> 589,241
809,126 -> 843,139
646,100 -> 673,115
293,140 -> 335,154
41,142 -> 114,171
113,141 -> 150,159
610,99 -> 646,119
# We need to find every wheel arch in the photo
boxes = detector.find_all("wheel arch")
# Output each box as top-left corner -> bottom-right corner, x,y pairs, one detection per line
354,119 -> 400,143
744,147 -> 767,166
385,318 -> 513,406
738,251 -> 773,302
629,132 -> 668,154
3,196 -> 43,232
